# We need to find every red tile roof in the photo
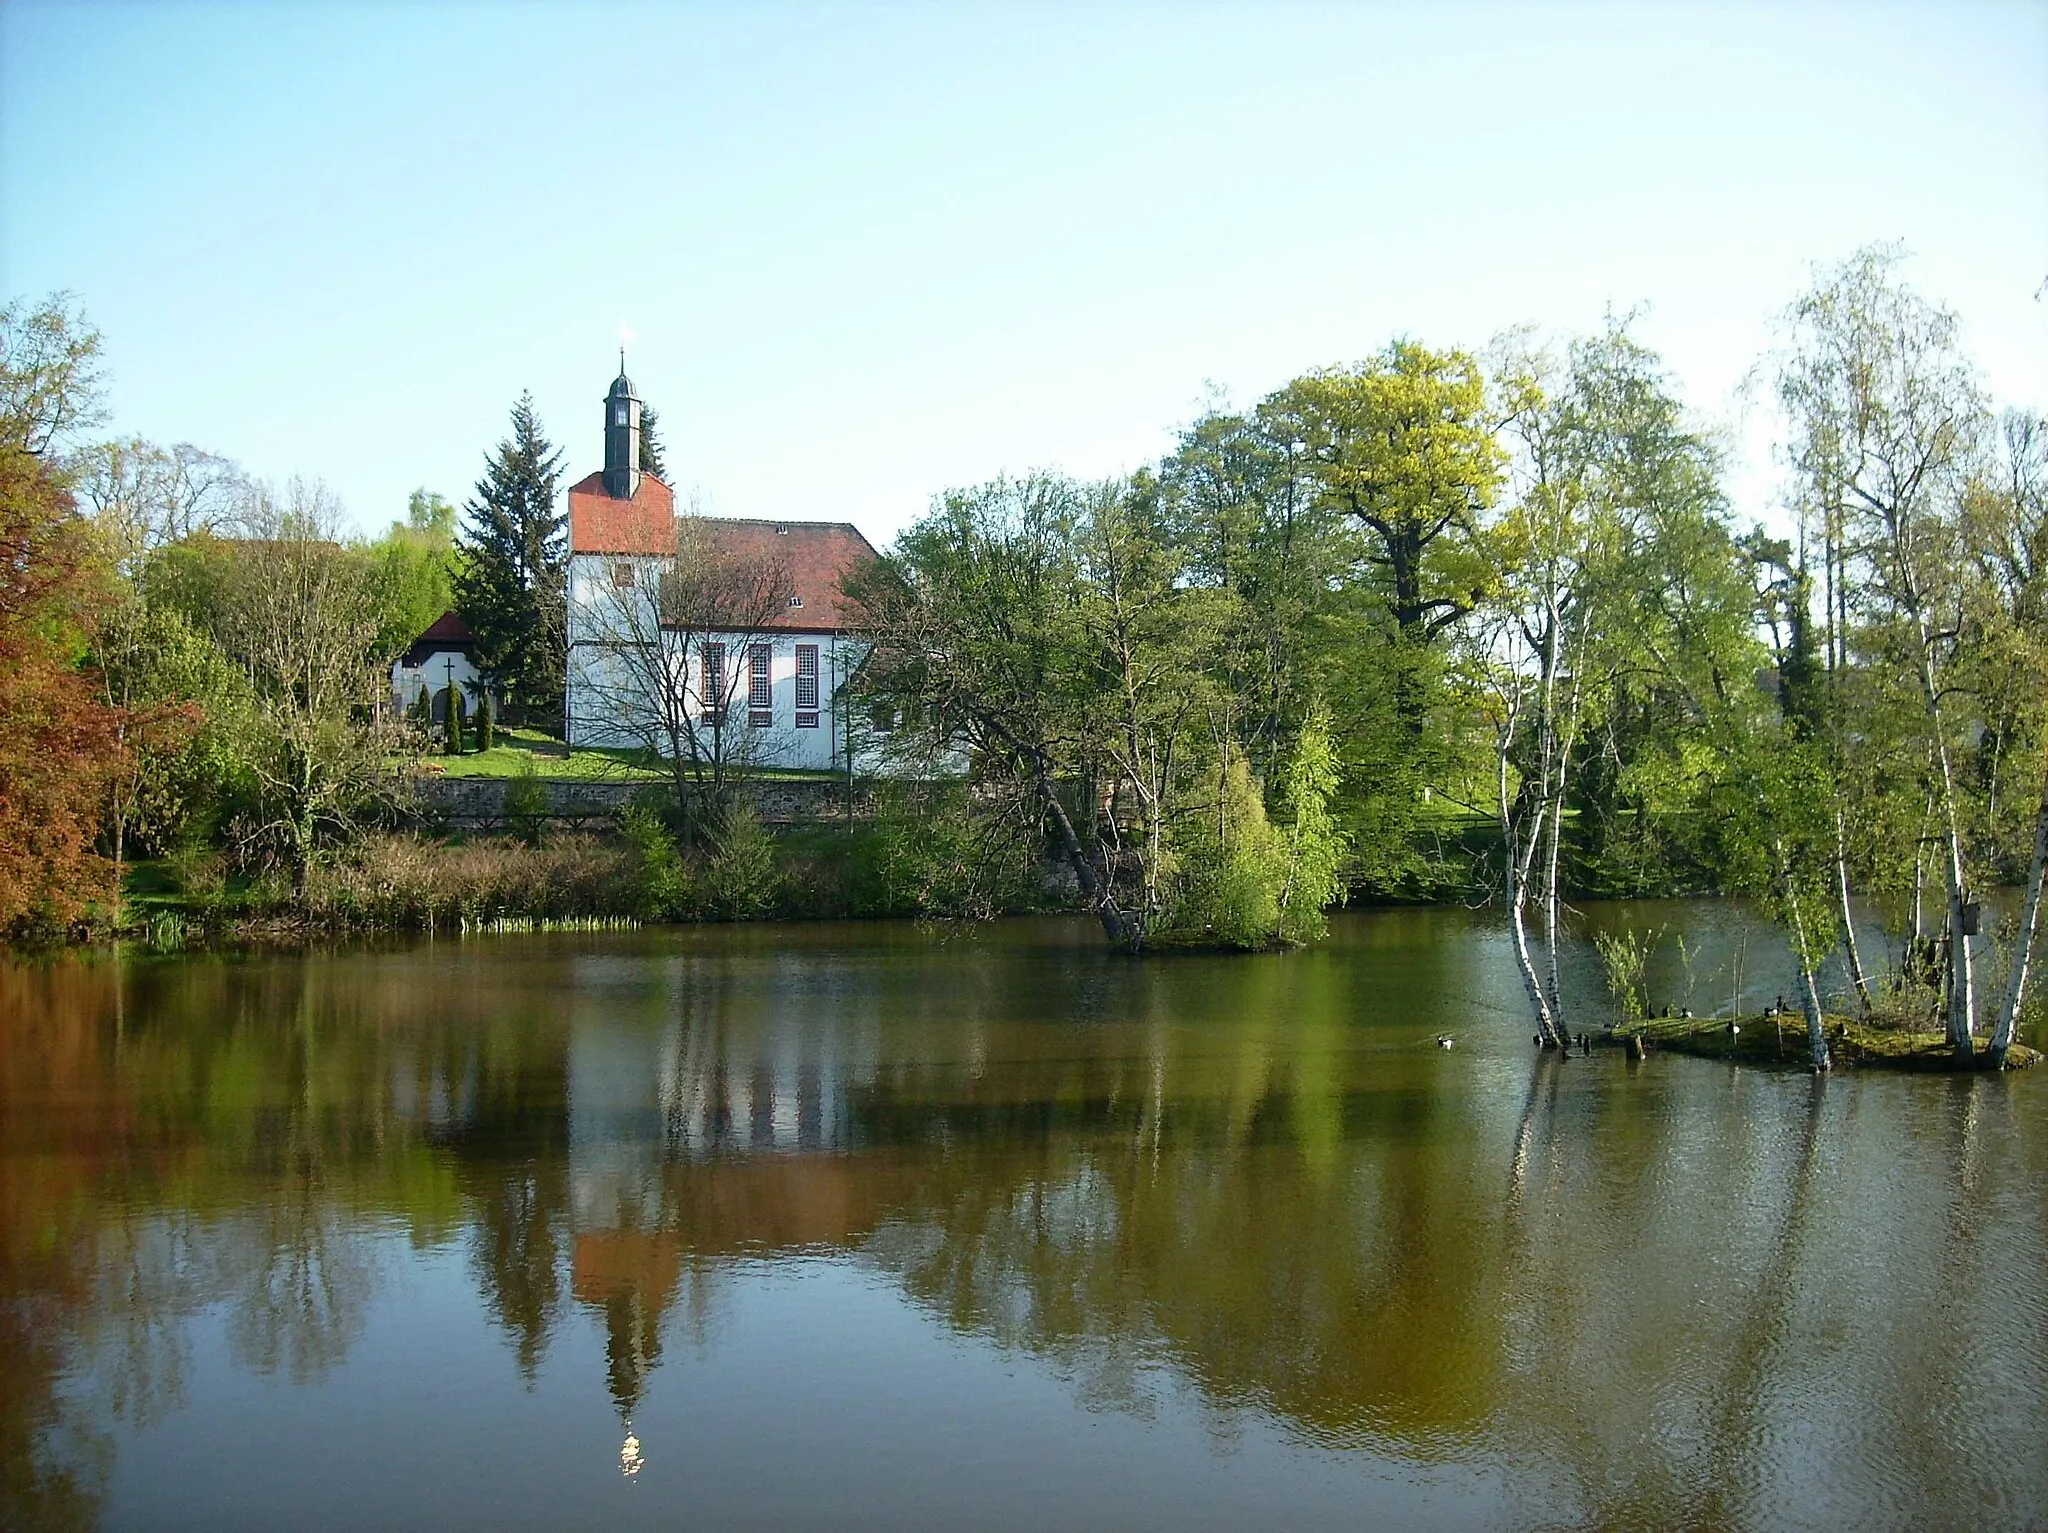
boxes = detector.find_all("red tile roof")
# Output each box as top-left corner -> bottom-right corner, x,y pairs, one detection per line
569,468 -> 877,632
567,471 -> 677,555
687,517 -> 878,632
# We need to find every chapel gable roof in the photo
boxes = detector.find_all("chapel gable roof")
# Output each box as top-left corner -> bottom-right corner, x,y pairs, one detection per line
416,610 -> 473,644
400,610 -> 476,668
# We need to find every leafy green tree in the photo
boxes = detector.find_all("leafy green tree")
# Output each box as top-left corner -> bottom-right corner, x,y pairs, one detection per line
851,474 -> 1144,947
1159,406 -> 1353,776
88,596 -> 251,873
855,472 -> 1327,953
1247,344 -> 1504,894
407,486 -> 456,537
1274,702 -> 1349,945
369,491 -> 460,659
1261,342 -> 1502,653
1072,477 -> 1237,945
1158,750 -> 1286,949
705,802 -> 779,919
1964,409 -> 2048,1061
0,291 -> 106,458
214,481 -> 406,894
456,395 -> 566,733
1476,318 -> 1755,1040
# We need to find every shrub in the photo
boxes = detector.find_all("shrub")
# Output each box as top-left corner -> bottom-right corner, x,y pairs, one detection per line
705,802 -> 779,920
618,804 -> 697,920
1274,702 -> 1349,946
307,832 -> 634,929
444,686 -> 465,755
166,834 -> 228,910
1592,925 -> 1665,1022
474,687 -> 495,751
1158,753 -> 1286,950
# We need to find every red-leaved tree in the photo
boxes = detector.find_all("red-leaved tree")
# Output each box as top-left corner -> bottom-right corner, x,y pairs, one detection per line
0,447 -> 124,937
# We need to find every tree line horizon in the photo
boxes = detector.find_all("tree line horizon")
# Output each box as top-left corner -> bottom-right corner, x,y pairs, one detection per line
2,241 -> 2044,1066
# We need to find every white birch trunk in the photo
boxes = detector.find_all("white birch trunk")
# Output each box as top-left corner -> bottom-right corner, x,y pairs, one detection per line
1498,702 -> 1560,1046
1990,751 -> 2048,1063
1543,659 -> 1584,1023
1916,633 -> 1976,1057
1780,849 -> 1833,1072
1833,809 -> 1873,1013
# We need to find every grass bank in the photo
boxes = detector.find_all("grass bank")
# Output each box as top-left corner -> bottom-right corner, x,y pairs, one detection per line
1607,1013 -> 2042,1072
409,726 -> 835,782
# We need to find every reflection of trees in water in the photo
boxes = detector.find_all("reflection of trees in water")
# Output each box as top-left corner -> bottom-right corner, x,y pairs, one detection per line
442,1009 -> 573,1384
221,1201 -> 374,1384
6,930 -> 2048,1530
854,1023 -> 1507,1450
85,1215 -> 206,1429
1487,1061 -> 2048,1530
0,949 -> 575,1522
466,1166 -> 566,1382
2,959 -> 123,1531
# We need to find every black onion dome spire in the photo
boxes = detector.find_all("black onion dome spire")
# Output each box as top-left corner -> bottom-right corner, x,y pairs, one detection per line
603,351 -> 643,499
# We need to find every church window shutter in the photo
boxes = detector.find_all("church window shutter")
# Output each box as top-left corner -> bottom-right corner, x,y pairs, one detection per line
700,643 -> 725,715
795,644 -> 819,726
748,643 -> 773,727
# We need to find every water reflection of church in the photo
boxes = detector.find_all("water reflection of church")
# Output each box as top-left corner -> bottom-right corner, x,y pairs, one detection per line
564,979 -> 868,1451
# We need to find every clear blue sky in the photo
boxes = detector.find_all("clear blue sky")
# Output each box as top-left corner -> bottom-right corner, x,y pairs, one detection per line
4,1 -> 2044,546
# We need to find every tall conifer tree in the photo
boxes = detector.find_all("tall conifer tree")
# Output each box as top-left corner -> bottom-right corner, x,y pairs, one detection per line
456,393 -> 567,732
639,403 -> 668,481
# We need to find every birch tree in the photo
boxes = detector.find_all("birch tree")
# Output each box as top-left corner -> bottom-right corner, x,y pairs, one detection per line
1778,246 -> 1988,1056
1971,411 -> 2048,1063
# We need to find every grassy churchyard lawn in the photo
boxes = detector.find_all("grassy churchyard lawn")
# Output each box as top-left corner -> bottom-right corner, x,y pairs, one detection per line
413,727 -> 838,781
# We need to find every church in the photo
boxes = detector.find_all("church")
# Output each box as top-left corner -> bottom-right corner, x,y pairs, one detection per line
563,364 -> 878,772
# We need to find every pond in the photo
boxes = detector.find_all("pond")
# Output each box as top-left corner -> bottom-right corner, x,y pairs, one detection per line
3,908 -> 2044,1531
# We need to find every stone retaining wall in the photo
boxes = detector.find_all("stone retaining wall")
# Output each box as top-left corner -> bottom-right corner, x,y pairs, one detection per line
413,774 -> 872,830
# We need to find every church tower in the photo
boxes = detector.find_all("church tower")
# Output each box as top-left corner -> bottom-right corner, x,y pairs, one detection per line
603,358 -> 642,499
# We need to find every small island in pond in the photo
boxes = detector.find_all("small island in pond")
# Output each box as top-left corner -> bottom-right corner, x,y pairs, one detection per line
1606,1014 -> 2043,1073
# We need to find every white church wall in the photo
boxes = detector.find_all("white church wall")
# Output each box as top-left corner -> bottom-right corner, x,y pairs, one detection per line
566,627 -> 866,774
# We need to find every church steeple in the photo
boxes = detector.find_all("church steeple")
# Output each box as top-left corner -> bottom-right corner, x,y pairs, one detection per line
603,353 -> 642,499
